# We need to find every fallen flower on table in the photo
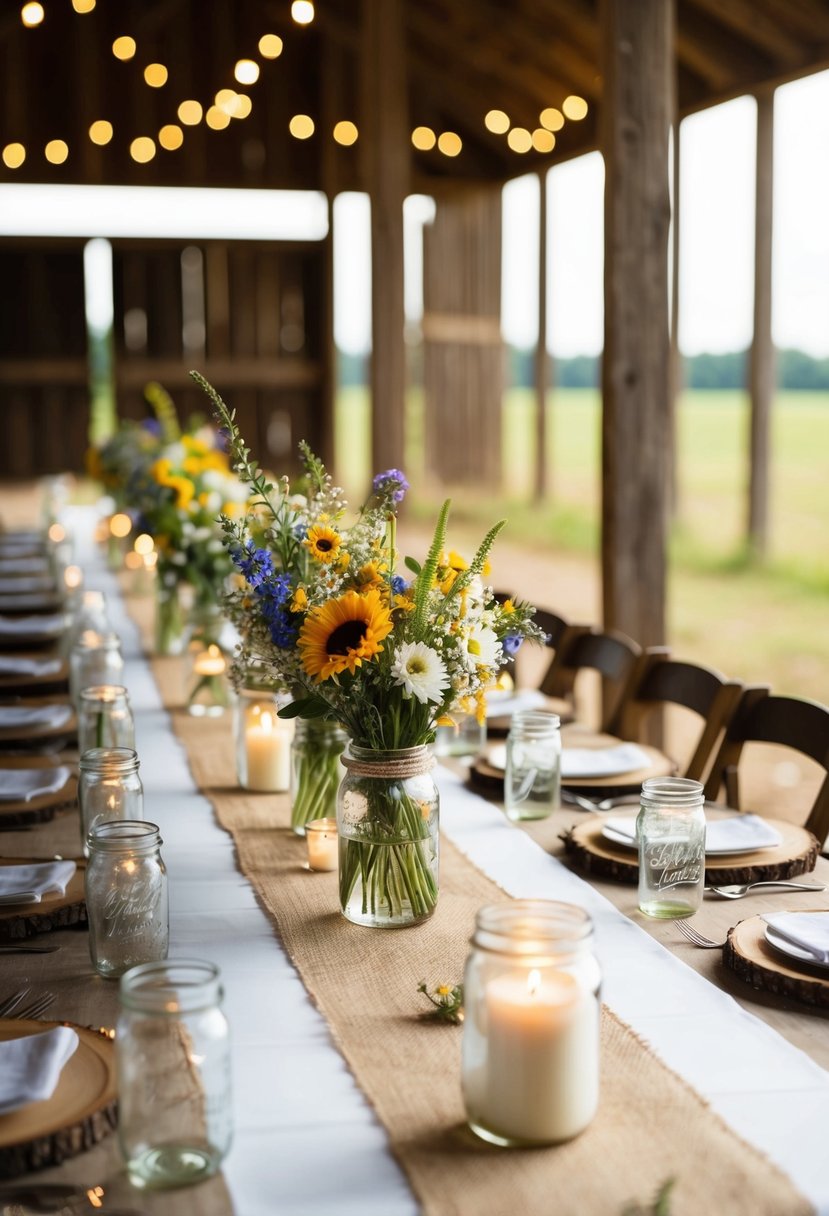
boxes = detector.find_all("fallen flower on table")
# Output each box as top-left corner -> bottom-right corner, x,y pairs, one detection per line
622,1179 -> 675,1216
417,981 -> 464,1025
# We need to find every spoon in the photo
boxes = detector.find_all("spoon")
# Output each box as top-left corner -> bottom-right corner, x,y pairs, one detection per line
704,880 -> 826,899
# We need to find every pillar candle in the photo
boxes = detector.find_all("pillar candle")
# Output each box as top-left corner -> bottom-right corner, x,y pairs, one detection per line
245,710 -> 291,792
305,818 -> 338,872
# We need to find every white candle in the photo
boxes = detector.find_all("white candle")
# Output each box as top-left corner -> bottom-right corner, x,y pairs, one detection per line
305,818 -> 338,872
245,710 -> 291,792
193,644 -> 226,677
481,966 -> 598,1143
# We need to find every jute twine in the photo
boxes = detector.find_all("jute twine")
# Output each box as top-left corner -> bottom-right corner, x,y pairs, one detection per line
340,747 -> 436,779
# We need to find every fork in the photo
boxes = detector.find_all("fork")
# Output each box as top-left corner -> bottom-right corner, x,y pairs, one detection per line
676,920 -> 727,949
0,988 -> 27,1017
0,990 -> 56,1019
705,880 -> 826,900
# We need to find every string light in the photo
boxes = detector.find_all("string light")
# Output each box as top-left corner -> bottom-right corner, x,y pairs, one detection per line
144,63 -> 168,88
2,143 -> 26,169
437,131 -> 462,157
21,3 -> 44,27
333,121 -> 358,146
291,1 -> 314,24
484,110 -> 510,135
234,59 -> 259,86
289,114 -> 314,139
539,107 -> 564,132
129,137 -> 156,163
233,95 -> 252,119
205,107 -> 231,130
112,36 -> 136,60
532,128 -> 555,153
72,0 -> 96,12
178,100 -> 203,126
89,120 -> 113,145
562,95 -> 588,120
158,124 -> 183,150
259,33 -> 283,58
45,139 -> 69,164
411,126 -> 436,151
507,127 -> 532,153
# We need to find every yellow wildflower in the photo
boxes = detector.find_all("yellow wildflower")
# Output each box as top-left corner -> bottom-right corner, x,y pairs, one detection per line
290,587 -> 308,613
502,599 -> 515,615
150,457 -> 173,484
355,561 -> 386,590
393,594 -> 415,613
304,524 -> 342,564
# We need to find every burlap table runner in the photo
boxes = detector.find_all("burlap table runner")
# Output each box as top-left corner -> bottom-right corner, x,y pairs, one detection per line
142,643 -> 811,1216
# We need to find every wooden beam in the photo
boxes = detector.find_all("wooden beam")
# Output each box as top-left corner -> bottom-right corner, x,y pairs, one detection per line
676,6 -> 773,91
686,0 -> 808,66
601,0 -> 674,649
535,170 -> 550,501
361,0 -> 408,476
669,118 -> 681,516
748,89 -> 775,557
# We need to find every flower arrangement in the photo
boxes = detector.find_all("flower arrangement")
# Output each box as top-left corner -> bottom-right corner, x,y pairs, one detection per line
192,370 -> 543,924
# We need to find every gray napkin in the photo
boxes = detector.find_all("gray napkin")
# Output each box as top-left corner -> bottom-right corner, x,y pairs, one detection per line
0,1026 -> 79,1114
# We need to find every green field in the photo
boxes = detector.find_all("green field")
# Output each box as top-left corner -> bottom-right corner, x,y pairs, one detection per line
336,386 -> 829,701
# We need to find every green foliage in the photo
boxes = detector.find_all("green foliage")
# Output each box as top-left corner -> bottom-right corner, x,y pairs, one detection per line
621,1179 -> 675,1216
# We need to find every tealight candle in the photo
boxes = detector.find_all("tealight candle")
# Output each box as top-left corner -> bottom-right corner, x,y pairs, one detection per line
193,644 -> 226,678
64,564 -> 83,592
305,818 -> 338,872
244,708 -> 291,791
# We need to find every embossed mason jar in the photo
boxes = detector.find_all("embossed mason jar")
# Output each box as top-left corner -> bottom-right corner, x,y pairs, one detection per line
337,744 -> 439,928
69,630 -> 124,707
78,685 -> 135,756
86,820 -> 168,979
78,747 -> 144,856
290,718 -> 348,835
117,959 -> 232,1189
636,776 -> 706,919
504,710 -> 561,821
462,900 -> 601,1147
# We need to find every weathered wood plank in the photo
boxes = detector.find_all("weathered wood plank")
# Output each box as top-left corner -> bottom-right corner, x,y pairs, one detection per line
748,88 -> 775,557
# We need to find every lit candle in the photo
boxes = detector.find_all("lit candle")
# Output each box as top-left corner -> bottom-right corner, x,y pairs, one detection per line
193,644 -> 226,677
305,818 -> 338,872
64,564 -> 83,592
245,709 -> 291,792
481,966 -> 599,1143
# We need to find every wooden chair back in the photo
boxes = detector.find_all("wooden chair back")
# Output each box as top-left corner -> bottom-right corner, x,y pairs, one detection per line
540,625 -> 642,731
703,688 -> 829,843
607,649 -> 744,781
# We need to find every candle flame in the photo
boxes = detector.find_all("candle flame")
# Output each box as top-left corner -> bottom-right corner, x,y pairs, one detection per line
260,711 -> 274,733
527,968 -> 541,997
64,564 -> 83,589
48,523 -> 66,543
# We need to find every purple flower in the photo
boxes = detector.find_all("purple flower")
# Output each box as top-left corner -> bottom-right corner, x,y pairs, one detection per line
390,574 -> 409,596
502,635 -> 523,658
266,607 -> 298,649
233,540 -> 274,589
372,468 -> 409,504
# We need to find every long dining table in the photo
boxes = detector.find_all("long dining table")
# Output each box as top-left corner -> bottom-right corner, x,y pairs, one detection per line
3,504 -> 829,1215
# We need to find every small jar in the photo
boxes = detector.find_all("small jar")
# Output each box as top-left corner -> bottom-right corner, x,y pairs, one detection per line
337,744 -> 439,928
69,630 -> 124,706
78,685 -> 135,756
433,712 -> 487,759
637,776 -> 705,919
117,959 -> 232,1189
65,590 -> 111,655
78,747 -> 144,856
462,900 -> 601,1147
234,687 -> 294,792
290,718 -> 348,835
504,710 -> 561,821
86,820 -> 168,979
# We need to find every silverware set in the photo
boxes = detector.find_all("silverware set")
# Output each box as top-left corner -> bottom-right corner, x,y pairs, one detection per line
676,921 -> 727,949
0,988 -> 56,1018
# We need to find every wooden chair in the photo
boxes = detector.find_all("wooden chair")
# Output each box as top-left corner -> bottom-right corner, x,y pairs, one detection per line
539,625 -> 643,732
703,688 -> 829,844
606,649 -> 744,782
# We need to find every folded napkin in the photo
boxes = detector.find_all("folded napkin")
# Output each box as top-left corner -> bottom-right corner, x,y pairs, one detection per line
0,860 -> 76,904
0,558 -> 51,575
0,576 -> 55,594
562,743 -> 652,779
603,812 -> 782,854
0,656 -> 63,678
0,614 -> 65,638
0,766 -> 72,803
763,912 -> 829,965
485,689 -> 549,719
0,704 -> 73,732
0,1026 -> 79,1115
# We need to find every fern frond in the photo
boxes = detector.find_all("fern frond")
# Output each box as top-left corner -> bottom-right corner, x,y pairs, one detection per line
413,499 -> 451,632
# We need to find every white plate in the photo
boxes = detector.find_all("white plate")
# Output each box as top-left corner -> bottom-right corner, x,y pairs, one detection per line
764,925 -> 829,972
487,742 -> 652,779
600,817 -> 783,856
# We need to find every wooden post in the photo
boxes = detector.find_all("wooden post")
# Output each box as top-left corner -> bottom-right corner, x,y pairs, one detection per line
600,0 -> 674,649
748,89 -> 775,557
668,119 -> 681,515
361,0 -> 408,478
534,170 -> 550,501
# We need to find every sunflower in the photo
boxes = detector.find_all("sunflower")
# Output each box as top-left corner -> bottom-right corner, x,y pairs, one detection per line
298,589 -> 393,681
304,524 -> 343,564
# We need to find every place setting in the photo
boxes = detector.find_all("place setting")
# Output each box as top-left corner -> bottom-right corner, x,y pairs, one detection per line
0,654 -> 69,696
0,700 -> 77,755
0,615 -> 68,652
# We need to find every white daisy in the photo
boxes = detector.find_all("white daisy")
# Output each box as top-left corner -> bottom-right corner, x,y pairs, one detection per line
391,641 -> 449,705
462,624 -> 501,671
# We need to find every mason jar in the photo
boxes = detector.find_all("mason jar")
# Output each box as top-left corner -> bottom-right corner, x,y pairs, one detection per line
65,589 -> 111,656
462,900 -> 601,1147
290,718 -> 347,834
433,712 -> 487,759
86,820 -> 168,979
504,709 -> 561,821
117,960 -> 232,1189
78,747 -> 143,856
234,687 -> 294,792
78,685 -> 135,756
69,630 -> 124,706
637,776 -> 706,919
337,744 -> 439,929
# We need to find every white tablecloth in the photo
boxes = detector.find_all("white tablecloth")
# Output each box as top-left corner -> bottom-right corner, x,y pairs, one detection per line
68,507 -> 829,1216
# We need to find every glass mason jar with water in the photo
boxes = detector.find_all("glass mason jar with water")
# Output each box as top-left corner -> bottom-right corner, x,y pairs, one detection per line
637,776 -> 706,918
504,710 -> 561,821
78,747 -> 144,856
86,820 -> 168,978
78,685 -> 135,756
117,960 -> 232,1189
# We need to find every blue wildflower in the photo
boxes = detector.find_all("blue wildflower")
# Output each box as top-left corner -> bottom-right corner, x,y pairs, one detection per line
372,468 -> 409,504
268,608 -> 298,649
390,574 -> 409,596
141,418 -> 162,437
256,572 -> 292,608
234,540 -> 274,589
502,635 -> 523,658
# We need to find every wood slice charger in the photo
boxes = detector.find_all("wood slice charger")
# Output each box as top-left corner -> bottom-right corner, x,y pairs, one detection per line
563,812 -> 820,885
0,858 -> 87,941
0,759 -> 76,828
724,914 -> 829,1011
0,1020 -> 117,1178
0,699 -> 77,754
469,743 -> 674,798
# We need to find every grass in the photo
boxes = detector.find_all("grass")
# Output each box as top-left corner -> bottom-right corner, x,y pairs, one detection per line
335,385 -> 829,702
